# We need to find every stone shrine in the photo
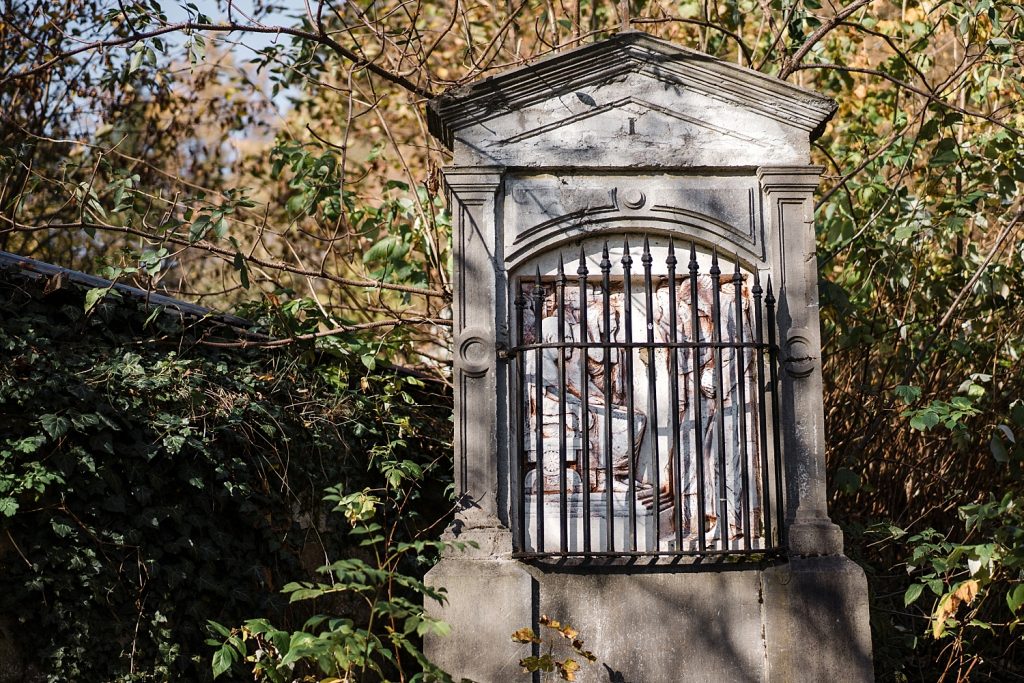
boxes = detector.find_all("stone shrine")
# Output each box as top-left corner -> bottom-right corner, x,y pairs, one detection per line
425,31 -> 873,682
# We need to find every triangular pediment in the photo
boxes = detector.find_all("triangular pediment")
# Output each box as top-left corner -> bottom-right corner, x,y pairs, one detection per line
428,31 -> 835,167
501,96 -> 762,146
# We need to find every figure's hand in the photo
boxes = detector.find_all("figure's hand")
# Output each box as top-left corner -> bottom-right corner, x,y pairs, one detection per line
700,367 -> 715,398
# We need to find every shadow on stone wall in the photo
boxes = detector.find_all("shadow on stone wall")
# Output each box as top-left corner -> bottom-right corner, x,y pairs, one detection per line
521,556 -> 871,682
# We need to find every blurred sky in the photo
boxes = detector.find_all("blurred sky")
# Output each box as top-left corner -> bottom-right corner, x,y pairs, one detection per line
158,1 -> 308,111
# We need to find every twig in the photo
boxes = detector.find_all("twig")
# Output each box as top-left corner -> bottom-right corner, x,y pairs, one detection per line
198,317 -> 453,349
2,21 -> 435,100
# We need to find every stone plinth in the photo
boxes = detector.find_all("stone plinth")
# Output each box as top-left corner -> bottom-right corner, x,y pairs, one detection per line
427,532 -> 872,682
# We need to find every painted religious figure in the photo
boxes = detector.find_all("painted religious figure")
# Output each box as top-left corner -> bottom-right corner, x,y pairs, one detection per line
653,273 -> 762,546
520,262 -> 763,551
522,286 -> 649,497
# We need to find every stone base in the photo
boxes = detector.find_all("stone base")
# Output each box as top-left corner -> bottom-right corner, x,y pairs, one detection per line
425,532 -> 872,682
762,556 -> 874,682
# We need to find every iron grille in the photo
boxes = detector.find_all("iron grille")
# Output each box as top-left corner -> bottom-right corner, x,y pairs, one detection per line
511,237 -> 784,559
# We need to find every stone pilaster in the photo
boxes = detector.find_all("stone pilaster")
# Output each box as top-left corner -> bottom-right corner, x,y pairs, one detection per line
444,167 -> 508,531
758,166 -> 843,556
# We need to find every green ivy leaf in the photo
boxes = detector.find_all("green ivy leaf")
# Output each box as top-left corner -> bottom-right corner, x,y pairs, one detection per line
189,215 -> 211,242
39,414 -> 71,439
211,644 -> 236,678
909,410 -> 940,431
0,498 -> 19,517
905,583 -> 925,607
894,385 -> 922,405
1007,584 -> 1024,614
84,287 -> 108,314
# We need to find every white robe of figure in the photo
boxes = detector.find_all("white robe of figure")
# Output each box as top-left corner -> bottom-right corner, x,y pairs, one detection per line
654,275 -> 761,543
525,288 -> 646,494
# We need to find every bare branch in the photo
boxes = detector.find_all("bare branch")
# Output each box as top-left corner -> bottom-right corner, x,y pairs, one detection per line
778,0 -> 872,79
1,21 -> 435,99
792,63 -> 1023,138
0,219 -> 449,298
198,316 -> 452,349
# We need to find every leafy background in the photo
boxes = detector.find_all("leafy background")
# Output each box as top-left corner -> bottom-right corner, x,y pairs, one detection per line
0,265 -> 452,681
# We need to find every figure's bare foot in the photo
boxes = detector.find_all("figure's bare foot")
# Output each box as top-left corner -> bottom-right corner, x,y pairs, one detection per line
636,485 -> 664,506
604,477 -> 652,495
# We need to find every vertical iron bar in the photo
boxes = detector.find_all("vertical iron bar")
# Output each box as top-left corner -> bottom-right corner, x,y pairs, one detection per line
666,240 -> 683,550
642,237 -> 661,548
621,240 -> 637,551
733,259 -> 752,551
753,271 -> 773,547
600,243 -> 615,551
689,243 -> 707,553
766,277 -> 785,546
514,283 -> 528,553
557,255 -> 568,553
710,250 -> 728,551
533,269 -> 545,553
577,248 -> 592,552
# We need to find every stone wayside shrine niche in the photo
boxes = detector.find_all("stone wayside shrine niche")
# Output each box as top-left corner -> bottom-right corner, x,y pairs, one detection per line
425,32 -> 873,682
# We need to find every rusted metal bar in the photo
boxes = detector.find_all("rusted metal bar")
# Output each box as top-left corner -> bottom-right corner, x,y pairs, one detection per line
667,239 -> 683,551
577,247 -> 592,552
621,239 -> 638,551
557,255 -> 569,553
733,259 -> 752,551
753,270 -> 773,547
710,250 -> 728,550
766,277 -> 785,544
689,242 -> 707,554
642,237 -> 661,547
514,282 -> 528,552
533,268 -> 546,552
600,243 -> 615,551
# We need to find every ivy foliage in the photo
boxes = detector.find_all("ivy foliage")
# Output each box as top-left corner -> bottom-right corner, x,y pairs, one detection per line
0,265 -> 452,682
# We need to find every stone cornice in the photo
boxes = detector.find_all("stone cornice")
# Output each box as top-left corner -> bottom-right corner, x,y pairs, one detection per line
757,165 -> 824,192
428,31 -> 837,150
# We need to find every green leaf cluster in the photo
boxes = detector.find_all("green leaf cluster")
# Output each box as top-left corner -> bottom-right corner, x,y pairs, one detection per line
0,265 -> 452,681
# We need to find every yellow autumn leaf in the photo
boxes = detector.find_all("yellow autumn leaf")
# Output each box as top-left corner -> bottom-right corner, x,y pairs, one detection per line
559,658 -> 581,681
511,627 -> 540,644
932,579 -> 980,638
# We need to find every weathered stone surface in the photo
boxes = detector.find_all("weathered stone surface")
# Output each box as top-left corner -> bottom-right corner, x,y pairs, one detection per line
429,32 -> 836,170
427,557 -> 873,683
504,173 -> 765,268
762,557 -> 874,682
537,568 -> 765,683
424,555 -> 533,682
